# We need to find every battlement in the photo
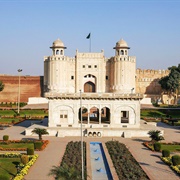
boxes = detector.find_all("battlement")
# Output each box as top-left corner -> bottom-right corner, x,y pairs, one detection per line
136,69 -> 169,75
44,56 -> 75,62
76,51 -> 104,59
114,56 -> 136,62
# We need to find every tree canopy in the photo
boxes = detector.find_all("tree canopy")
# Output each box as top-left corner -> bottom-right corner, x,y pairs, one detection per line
0,81 -> 4,92
159,64 -> 180,96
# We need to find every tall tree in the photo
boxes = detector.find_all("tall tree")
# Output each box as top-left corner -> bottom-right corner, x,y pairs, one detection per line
0,81 -> 4,92
159,64 -> 180,104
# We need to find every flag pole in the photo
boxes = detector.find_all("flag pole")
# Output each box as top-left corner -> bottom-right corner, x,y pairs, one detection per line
86,33 -> 91,52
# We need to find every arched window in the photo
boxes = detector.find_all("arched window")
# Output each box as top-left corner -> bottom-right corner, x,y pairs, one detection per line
125,50 -> 127,55
120,50 -> 124,55
56,50 -> 60,55
60,50 -> 63,55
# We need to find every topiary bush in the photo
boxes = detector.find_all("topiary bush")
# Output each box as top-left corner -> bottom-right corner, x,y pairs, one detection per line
172,155 -> 180,166
3,135 -> 9,141
34,141 -> 43,150
27,148 -> 34,155
0,174 -> 9,180
21,154 -> 29,165
162,149 -> 170,157
153,142 -> 161,151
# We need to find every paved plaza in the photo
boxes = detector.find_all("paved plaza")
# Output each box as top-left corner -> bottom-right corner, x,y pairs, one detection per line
0,121 -> 180,180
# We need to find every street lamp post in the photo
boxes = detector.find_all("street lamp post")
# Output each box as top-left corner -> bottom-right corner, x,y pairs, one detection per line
17,69 -> 22,114
80,90 -> 84,180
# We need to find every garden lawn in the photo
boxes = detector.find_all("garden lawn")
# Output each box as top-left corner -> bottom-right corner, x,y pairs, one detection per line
0,143 -> 34,149
141,109 -> 180,119
147,143 -> 180,152
0,157 -> 20,179
161,144 -> 180,152
0,109 -> 48,118
0,118 -> 19,124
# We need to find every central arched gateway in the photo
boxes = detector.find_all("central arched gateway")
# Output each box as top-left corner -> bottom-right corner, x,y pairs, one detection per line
84,81 -> 95,92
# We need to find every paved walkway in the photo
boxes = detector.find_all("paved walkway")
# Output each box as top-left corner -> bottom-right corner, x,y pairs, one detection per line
0,121 -> 180,180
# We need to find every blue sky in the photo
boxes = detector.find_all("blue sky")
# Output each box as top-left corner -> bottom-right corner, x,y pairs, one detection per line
0,0 -> 180,75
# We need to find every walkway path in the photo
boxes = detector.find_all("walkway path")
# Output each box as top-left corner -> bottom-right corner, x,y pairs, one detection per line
0,121 -> 180,179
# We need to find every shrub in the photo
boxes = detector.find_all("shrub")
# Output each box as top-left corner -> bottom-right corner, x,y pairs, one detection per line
12,120 -> 15,124
172,155 -> 180,166
153,142 -> 161,151
0,174 -> 9,180
34,141 -> 42,150
27,148 -> 34,155
3,135 -> 9,141
162,149 -> 170,157
21,154 -> 29,165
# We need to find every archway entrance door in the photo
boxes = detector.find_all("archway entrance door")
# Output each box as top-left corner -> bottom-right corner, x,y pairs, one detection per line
84,81 -> 95,92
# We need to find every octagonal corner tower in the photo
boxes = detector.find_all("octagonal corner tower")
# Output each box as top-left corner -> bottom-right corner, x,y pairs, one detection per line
111,39 -> 136,94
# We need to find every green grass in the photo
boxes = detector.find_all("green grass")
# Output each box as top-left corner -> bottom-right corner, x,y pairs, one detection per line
161,144 -> 180,152
0,118 -> 20,124
0,157 -> 20,179
149,143 -> 180,152
0,142 -> 34,149
0,109 -> 48,117
141,109 -> 180,119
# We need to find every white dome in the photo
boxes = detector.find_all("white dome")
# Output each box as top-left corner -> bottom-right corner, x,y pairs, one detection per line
116,39 -> 128,48
52,38 -> 64,47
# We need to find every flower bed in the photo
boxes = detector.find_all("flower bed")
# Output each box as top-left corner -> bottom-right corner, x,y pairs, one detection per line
0,140 -> 49,151
59,141 -> 86,179
161,156 -> 180,175
106,141 -> 149,180
0,152 -> 38,180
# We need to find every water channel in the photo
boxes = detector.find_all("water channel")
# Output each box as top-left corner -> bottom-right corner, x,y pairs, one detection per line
90,142 -> 113,180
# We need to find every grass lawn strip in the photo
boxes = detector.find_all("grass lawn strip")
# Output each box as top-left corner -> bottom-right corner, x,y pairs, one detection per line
0,157 -> 20,179
0,140 -> 49,151
144,142 -> 180,152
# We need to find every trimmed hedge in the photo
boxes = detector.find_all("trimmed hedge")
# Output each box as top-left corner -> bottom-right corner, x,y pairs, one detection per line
27,148 -> 34,155
172,155 -> 180,166
153,142 -> 161,151
34,141 -> 43,150
3,135 -> 9,141
162,149 -> 170,157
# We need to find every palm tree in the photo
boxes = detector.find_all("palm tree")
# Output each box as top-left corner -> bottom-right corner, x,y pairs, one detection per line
148,130 -> 164,143
48,164 -> 81,180
32,128 -> 49,140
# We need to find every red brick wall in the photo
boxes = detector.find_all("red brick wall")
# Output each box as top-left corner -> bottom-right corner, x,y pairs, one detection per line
0,75 -> 43,103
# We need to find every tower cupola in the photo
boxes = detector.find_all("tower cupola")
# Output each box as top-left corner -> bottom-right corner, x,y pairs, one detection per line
114,39 -> 130,56
50,38 -> 67,56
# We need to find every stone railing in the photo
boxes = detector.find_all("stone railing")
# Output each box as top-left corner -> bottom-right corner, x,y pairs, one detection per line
44,92 -> 143,100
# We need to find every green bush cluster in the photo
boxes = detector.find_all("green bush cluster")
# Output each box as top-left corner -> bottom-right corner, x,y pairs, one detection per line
153,142 -> 161,151
172,155 -> 180,166
21,155 -> 29,165
27,148 -> 34,155
34,141 -> 43,149
3,135 -> 9,141
162,149 -> 170,157
106,141 -> 149,180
